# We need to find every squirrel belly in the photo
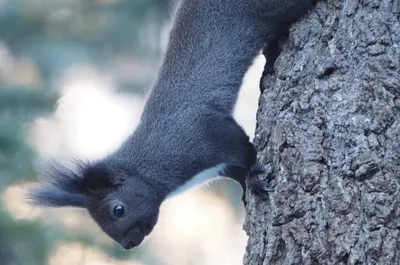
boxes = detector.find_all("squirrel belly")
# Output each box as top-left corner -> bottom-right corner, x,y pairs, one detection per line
166,164 -> 226,198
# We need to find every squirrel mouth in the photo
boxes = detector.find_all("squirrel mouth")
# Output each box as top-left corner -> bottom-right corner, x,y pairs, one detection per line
120,233 -> 145,250
121,241 -> 135,250
120,214 -> 159,250
120,225 -> 146,250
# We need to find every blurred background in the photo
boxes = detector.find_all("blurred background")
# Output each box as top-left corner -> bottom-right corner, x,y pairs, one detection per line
0,0 -> 265,264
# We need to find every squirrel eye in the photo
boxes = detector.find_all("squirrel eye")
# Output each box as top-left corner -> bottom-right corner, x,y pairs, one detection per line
113,205 -> 124,218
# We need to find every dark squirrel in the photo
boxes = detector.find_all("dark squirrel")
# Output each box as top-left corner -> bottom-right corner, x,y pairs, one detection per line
28,0 -> 317,250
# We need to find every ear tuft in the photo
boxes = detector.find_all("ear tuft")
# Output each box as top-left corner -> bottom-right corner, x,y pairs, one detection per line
26,184 -> 85,207
26,159 -> 88,208
26,159 -> 125,207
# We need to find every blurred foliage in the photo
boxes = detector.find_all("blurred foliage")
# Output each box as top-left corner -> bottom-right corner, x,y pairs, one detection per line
0,0 -> 172,264
0,88 -> 58,184
0,206 -> 64,265
0,0 -> 173,84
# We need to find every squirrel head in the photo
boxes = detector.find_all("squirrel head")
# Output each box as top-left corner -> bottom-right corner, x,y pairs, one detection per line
27,160 -> 161,249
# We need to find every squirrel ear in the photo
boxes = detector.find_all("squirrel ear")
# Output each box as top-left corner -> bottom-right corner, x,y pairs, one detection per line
82,163 -> 125,194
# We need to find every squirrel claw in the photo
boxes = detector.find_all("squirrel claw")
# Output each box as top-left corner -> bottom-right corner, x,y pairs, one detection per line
242,162 -> 274,206
248,162 -> 274,200
249,177 -> 274,194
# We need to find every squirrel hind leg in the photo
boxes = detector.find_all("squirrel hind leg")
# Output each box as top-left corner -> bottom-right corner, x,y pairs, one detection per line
212,115 -> 273,204
221,162 -> 274,206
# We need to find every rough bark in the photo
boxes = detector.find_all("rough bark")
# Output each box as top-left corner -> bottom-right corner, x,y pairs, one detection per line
244,0 -> 400,264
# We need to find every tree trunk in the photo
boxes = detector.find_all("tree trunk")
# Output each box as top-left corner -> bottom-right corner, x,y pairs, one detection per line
244,0 -> 400,264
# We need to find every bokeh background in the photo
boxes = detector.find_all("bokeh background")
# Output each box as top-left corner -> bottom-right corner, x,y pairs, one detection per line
0,0 -> 265,264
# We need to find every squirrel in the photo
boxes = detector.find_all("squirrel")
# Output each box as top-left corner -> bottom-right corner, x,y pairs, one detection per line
28,0 -> 317,250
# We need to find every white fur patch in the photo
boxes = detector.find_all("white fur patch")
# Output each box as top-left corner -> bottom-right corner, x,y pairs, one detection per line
167,164 -> 226,198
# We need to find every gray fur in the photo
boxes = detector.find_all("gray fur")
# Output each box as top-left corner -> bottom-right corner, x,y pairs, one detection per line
27,0 -> 317,250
